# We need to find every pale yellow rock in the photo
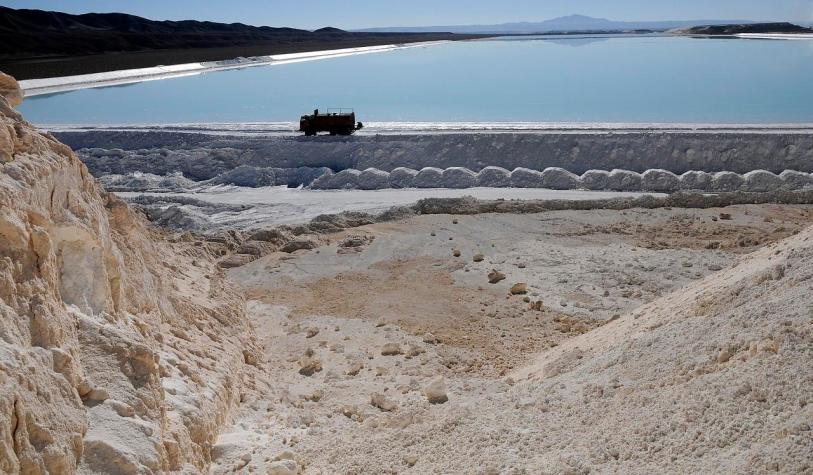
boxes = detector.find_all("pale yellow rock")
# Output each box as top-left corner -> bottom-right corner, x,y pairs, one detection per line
424,376 -> 449,404
0,72 -> 258,474
488,269 -> 506,284
371,393 -> 397,412
510,282 -> 528,295
0,72 -> 22,108
267,459 -> 299,475
381,342 -> 403,356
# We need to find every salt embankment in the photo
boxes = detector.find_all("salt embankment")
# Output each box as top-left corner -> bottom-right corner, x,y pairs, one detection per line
54,127 -> 813,179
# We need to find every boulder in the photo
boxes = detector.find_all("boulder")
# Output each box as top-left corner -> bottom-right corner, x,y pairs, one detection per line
779,170 -> 813,190
424,377 -> 449,404
510,167 -> 545,188
310,171 -> 335,190
389,167 -> 418,188
267,460 -> 299,475
679,171 -> 714,191
442,167 -> 477,189
488,270 -> 506,284
580,170 -> 610,190
248,228 -> 293,245
476,166 -> 512,187
641,169 -> 680,193
208,165 -> 275,187
381,343 -> 403,356
711,171 -> 745,192
413,167 -> 445,188
311,169 -> 361,190
510,283 -> 528,295
333,169 -> 362,189
298,357 -> 322,376
273,166 -> 332,187
607,169 -> 642,191
280,238 -> 318,253
357,168 -> 390,190
742,170 -> 783,192
541,167 -> 581,190
371,393 -> 397,412
0,72 -> 23,108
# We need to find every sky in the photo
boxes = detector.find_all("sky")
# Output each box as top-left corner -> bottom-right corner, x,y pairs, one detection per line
3,0 -> 813,29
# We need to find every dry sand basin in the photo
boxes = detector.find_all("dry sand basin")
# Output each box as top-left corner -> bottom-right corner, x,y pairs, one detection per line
213,205 -> 813,474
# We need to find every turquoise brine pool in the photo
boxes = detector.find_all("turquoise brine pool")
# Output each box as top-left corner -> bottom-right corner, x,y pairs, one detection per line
18,35 -> 813,124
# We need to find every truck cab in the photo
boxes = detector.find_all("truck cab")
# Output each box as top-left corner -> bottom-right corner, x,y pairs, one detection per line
299,108 -> 363,136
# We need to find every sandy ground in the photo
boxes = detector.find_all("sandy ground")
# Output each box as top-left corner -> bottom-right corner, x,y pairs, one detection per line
209,204 -> 813,473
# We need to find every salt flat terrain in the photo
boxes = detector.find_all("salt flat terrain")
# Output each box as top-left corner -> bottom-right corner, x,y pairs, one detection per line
118,187 -> 660,230
209,204 -> 813,473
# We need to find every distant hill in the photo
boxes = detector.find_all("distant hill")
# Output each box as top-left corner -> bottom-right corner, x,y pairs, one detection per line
0,7 -> 482,79
0,7 -> 461,59
0,6 -> 317,57
355,14 -> 758,34
671,22 -> 813,35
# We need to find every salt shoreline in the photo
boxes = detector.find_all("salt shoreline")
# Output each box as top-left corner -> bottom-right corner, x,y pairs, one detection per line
41,122 -> 813,136
18,41 -> 450,97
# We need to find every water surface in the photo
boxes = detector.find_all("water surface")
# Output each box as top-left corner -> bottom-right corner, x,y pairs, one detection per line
19,35 -> 813,124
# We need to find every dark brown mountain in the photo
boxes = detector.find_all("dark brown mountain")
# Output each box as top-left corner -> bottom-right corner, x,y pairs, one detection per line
0,7 -> 483,79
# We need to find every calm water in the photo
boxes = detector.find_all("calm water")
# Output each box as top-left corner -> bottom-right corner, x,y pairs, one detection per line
19,35 -> 813,124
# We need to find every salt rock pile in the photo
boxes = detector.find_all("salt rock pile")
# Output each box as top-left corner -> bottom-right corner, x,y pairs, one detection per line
507,223 -> 813,472
310,166 -> 813,192
0,72 -> 259,473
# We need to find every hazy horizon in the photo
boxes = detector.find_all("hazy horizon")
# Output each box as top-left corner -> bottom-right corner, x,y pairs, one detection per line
2,0 -> 812,30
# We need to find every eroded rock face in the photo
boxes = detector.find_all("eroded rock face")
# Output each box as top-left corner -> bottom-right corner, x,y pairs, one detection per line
0,74 -> 258,473
0,72 -> 22,108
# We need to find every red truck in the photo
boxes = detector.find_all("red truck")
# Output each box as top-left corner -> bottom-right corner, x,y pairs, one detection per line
299,108 -> 364,136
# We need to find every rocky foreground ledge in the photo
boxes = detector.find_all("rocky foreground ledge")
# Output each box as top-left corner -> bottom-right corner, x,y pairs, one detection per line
0,73 -> 261,472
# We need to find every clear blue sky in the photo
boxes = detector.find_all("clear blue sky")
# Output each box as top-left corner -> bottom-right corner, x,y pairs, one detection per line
3,0 -> 812,29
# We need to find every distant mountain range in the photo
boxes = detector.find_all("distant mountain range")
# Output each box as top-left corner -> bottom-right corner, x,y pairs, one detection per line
0,6 -> 475,59
0,6 -> 481,79
356,14 -> 760,34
